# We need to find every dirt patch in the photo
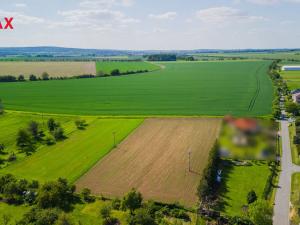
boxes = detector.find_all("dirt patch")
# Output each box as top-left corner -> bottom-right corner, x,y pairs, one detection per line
0,62 -> 96,77
76,118 -> 221,207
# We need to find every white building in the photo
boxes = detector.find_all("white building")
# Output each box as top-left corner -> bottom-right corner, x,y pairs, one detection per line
282,66 -> 300,71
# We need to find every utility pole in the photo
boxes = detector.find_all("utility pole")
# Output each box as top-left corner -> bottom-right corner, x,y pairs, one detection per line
113,131 -> 116,147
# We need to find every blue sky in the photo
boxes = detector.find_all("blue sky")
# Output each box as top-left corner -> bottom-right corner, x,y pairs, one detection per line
0,0 -> 299,49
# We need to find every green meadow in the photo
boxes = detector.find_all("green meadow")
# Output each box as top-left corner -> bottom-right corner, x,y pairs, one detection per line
0,61 -> 273,116
217,161 -> 270,217
281,70 -> 300,90
0,112 -> 143,182
96,61 -> 160,74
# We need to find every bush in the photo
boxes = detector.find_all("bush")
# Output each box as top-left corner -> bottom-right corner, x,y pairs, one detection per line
45,136 -> 56,146
81,188 -> 95,203
294,136 -> 300,145
53,127 -> 65,141
7,153 -> 17,162
247,190 -> 257,204
169,209 -> 190,222
17,207 -> 60,225
111,69 -> 120,76
75,119 -> 87,130
111,198 -> 121,210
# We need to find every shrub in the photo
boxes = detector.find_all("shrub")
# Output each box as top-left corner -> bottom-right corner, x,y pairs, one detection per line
81,188 -> 95,203
294,136 -> 300,145
111,198 -> 121,210
247,190 -> 257,204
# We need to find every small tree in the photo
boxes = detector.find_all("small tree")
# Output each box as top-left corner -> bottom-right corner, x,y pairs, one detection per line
247,190 -> 257,204
75,119 -> 87,130
53,127 -> 65,141
16,129 -> 34,155
111,69 -> 120,76
18,75 -> 25,81
29,74 -> 37,81
42,72 -> 50,80
28,121 -> 42,141
47,118 -> 58,132
81,188 -> 95,202
127,208 -> 157,225
248,200 -> 272,225
123,189 -> 143,214
55,213 -> 74,225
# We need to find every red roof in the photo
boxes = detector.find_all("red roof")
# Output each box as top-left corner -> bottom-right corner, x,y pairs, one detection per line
234,118 -> 258,131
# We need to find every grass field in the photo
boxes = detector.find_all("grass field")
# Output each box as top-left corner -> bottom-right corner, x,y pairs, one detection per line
0,61 -> 96,77
197,52 -> 300,62
291,173 -> 300,225
281,70 -> 300,90
217,160 -> 270,217
289,123 -> 300,165
76,118 -> 221,207
0,61 -> 273,116
0,112 -> 143,182
96,61 -> 160,74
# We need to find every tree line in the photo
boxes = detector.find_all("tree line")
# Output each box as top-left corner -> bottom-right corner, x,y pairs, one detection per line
0,174 -> 191,225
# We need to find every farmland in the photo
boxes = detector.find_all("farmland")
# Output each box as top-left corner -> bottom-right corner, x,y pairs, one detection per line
280,70 -> 300,90
0,60 -> 273,116
76,118 -> 221,207
0,61 -> 96,77
96,61 -> 160,74
0,112 -> 143,182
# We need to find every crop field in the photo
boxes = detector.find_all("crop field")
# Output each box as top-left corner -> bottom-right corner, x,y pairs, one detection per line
198,52 -> 300,62
76,118 -> 221,207
0,112 -> 143,182
96,61 -> 160,74
281,70 -> 300,90
0,61 -> 96,77
0,61 -> 273,116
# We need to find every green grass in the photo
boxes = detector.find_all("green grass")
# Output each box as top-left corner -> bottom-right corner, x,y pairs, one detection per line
0,112 -> 143,182
289,123 -> 300,165
96,61 -> 160,74
291,173 -> 300,225
217,161 -> 270,217
0,61 -> 273,116
0,203 -> 31,223
281,70 -> 300,90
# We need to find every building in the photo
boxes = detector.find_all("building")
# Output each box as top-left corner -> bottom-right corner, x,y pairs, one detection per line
282,66 -> 300,71
292,92 -> 300,103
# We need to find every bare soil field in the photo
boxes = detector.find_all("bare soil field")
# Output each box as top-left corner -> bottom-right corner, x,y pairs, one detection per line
0,62 -> 96,77
76,118 -> 221,207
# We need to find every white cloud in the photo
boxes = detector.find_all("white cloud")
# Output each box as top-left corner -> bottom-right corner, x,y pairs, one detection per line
196,7 -> 266,23
14,3 -> 27,8
79,0 -> 134,8
0,10 -> 44,25
51,9 -> 139,31
236,0 -> 300,4
149,12 -> 177,20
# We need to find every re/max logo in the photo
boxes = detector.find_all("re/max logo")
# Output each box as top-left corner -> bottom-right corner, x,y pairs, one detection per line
0,17 -> 14,30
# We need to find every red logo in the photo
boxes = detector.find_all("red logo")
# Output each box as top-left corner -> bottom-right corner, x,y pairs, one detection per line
0,17 -> 14,30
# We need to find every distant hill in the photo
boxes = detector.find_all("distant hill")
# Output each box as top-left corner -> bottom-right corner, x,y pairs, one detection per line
0,46 -> 299,57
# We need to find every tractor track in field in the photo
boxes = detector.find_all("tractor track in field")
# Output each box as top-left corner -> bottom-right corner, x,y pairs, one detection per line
248,64 -> 264,112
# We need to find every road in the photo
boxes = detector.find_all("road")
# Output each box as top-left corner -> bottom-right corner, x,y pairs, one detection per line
273,118 -> 300,225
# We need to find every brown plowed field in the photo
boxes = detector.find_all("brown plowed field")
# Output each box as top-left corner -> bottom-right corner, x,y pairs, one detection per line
76,118 -> 221,207
0,62 -> 96,77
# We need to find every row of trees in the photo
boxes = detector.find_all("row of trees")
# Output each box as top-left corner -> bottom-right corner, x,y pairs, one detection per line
1,173 -> 191,225
147,54 -> 177,61
293,118 -> 300,155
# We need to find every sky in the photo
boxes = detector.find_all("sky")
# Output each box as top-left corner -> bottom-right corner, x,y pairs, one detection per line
0,0 -> 299,50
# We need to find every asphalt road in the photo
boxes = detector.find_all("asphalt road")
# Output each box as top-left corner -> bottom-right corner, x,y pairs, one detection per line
273,119 -> 300,225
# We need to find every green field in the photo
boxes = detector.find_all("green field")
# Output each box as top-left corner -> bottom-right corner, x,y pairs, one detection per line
96,61 -> 160,74
196,52 -> 300,62
291,173 -> 300,224
0,61 -> 273,116
217,161 -> 270,217
0,112 -> 143,182
281,70 -> 300,90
